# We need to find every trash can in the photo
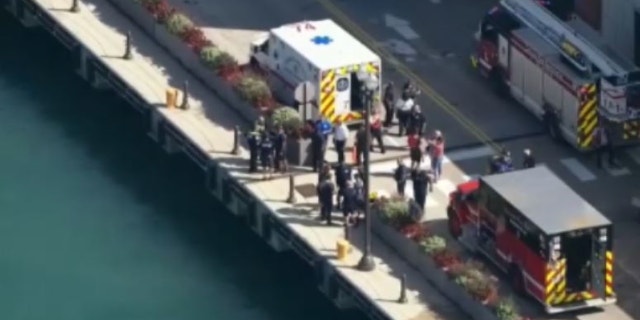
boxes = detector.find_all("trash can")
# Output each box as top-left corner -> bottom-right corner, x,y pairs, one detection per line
336,239 -> 350,261
165,88 -> 178,109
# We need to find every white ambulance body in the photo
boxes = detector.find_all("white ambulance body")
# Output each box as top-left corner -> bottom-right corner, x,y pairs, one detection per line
250,19 -> 381,123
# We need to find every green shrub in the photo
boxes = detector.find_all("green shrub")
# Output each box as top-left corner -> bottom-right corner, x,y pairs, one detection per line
452,262 -> 497,302
235,75 -> 272,105
165,13 -> 193,36
270,106 -> 302,133
200,46 -> 222,68
420,235 -> 446,254
494,298 -> 519,320
378,199 -> 412,228
214,51 -> 238,71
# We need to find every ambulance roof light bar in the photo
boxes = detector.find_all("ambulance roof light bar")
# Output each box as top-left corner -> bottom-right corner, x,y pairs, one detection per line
501,0 -> 626,77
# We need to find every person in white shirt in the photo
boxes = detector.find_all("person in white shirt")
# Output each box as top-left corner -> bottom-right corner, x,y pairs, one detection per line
396,97 -> 414,136
333,119 -> 349,163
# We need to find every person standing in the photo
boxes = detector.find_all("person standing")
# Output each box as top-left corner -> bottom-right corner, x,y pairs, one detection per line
428,130 -> 445,182
396,97 -> 414,136
412,169 -> 433,210
273,126 -> 287,173
311,125 -> 326,172
259,133 -> 275,180
318,175 -> 335,225
246,130 -> 260,173
341,180 -> 357,226
383,82 -> 395,127
334,160 -> 352,208
408,133 -> 423,169
407,105 -> 425,136
333,119 -> 349,164
593,123 -> 618,168
522,149 -> 535,169
354,126 -> 368,166
394,159 -> 409,196
370,109 -> 386,153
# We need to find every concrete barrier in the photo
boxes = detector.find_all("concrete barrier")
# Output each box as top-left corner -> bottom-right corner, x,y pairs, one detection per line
371,212 -> 499,320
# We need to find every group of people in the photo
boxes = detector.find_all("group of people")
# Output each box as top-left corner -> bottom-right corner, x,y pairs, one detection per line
382,81 -> 426,136
246,118 -> 288,179
488,148 -> 536,174
316,161 -> 367,226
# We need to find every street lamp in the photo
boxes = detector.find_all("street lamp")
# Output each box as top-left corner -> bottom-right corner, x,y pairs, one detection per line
356,69 -> 379,272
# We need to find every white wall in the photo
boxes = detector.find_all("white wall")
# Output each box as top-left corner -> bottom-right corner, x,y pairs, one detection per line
601,0 -> 638,62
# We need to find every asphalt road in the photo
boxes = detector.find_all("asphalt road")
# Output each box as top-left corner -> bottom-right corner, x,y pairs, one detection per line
161,0 -> 640,318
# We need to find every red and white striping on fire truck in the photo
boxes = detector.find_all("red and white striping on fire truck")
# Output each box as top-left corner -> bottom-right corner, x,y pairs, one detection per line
472,0 -> 640,150
447,166 -> 615,313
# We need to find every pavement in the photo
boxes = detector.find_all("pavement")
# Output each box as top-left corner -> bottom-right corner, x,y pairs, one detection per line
42,0 -> 640,318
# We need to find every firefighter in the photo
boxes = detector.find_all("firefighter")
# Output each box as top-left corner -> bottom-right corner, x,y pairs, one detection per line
354,126 -> 368,166
334,160 -> 352,208
412,169 -> 433,210
317,175 -> 335,225
342,180 -> 358,225
593,123 -> 618,169
394,159 -> 409,197
522,149 -> 535,169
370,109 -> 385,153
407,105 -> 426,136
396,97 -> 414,136
383,82 -> 395,127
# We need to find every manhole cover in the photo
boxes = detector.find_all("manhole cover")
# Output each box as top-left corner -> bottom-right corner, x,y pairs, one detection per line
295,183 -> 317,198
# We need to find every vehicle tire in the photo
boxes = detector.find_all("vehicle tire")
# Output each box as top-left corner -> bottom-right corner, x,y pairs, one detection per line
447,207 -> 462,239
509,265 -> 526,295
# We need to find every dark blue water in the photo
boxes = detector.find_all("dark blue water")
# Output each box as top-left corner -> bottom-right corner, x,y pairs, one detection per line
0,11 -> 365,320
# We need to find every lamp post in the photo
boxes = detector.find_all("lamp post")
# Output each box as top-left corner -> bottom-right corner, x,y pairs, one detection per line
356,69 -> 379,272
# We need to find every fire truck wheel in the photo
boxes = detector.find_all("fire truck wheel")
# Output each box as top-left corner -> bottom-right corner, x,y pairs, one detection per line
509,265 -> 525,295
446,207 -> 461,239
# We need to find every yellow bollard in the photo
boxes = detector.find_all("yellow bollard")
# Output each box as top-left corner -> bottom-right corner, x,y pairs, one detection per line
165,88 -> 178,109
336,239 -> 351,261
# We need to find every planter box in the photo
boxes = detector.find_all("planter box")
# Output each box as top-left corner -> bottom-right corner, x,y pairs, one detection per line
286,138 -> 312,167
371,212 -> 498,320
107,0 -> 156,36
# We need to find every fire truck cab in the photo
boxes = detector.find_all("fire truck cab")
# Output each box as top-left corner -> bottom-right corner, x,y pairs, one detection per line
473,0 -> 640,150
447,166 -> 615,313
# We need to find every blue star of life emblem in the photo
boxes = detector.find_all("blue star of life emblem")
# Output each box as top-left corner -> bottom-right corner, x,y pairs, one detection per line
311,36 -> 333,45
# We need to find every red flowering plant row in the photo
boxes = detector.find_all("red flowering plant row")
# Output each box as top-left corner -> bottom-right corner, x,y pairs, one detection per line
373,195 -> 522,320
138,0 -> 277,112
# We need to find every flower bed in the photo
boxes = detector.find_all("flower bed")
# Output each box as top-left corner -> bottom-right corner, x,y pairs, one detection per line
371,196 -> 522,320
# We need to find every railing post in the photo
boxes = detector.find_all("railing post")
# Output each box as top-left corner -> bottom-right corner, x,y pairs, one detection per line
180,80 -> 190,110
398,274 -> 408,303
123,31 -> 132,60
286,174 -> 296,204
231,125 -> 240,155
70,0 -> 79,12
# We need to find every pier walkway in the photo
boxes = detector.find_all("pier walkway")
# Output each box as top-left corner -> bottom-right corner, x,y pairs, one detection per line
13,0 -> 469,318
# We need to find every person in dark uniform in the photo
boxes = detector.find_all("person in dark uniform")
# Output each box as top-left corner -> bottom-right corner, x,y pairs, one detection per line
311,125 -> 326,172
394,159 -> 409,196
273,126 -> 287,173
317,176 -> 335,225
412,169 -> 433,210
334,161 -> 352,208
593,124 -> 618,169
402,81 -> 417,100
522,149 -> 535,169
383,82 -> 395,127
370,109 -> 385,153
407,105 -> 426,136
341,180 -> 357,225
246,130 -> 260,173
354,126 -> 368,166
259,133 -> 274,180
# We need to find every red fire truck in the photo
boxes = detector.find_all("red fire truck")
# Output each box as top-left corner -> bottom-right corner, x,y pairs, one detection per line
472,0 -> 640,150
447,166 -> 615,313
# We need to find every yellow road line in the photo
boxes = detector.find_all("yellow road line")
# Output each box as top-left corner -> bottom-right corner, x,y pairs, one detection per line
318,0 -> 499,150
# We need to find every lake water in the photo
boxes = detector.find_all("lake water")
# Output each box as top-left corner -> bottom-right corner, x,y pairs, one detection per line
0,11 -> 365,320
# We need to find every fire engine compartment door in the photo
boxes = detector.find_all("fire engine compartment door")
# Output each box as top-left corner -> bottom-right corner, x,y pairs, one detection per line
591,229 -> 607,299
600,72 -> 640,122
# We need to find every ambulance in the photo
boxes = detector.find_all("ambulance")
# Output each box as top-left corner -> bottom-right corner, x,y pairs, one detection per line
250,19 -> 382,123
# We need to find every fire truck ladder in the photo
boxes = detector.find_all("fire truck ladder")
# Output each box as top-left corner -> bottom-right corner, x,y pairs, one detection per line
501,0 -> 627,78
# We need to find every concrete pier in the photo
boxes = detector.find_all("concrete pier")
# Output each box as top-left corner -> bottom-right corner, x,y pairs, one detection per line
3,0 -> 469,318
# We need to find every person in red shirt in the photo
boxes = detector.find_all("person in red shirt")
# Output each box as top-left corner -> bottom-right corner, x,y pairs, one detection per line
407,133 -> 422,169
427,130 -> 445,181
369,109 -> 386,153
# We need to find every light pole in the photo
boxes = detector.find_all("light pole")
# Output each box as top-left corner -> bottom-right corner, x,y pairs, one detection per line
356,69 -> 379,272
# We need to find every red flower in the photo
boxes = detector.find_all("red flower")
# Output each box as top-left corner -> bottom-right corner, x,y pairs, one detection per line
143,0 -> 173,23
400,223 -> 430,242
432,249 -> 461,269
180,27 -> 210,54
